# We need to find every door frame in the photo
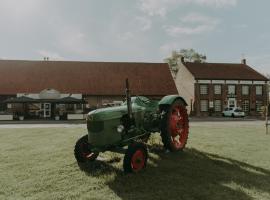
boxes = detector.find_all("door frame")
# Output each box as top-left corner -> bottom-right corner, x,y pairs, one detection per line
227,98 -> 237,108
42,103 -> 51,118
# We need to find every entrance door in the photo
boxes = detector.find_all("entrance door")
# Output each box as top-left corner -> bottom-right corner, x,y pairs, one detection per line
228,98 -> 236,108
43,103 -> 51,118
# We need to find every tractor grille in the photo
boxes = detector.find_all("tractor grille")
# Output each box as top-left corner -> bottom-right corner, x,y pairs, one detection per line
87,121 -> 104,133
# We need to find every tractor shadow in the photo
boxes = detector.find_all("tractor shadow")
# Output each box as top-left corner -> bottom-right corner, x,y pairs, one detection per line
77,145 -> 270,200
106,146 -> 270,200
77,157 -> 122,176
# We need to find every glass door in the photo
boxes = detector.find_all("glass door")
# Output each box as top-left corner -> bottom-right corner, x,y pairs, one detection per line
43,103 -> 51,118
228,98 -> 236,108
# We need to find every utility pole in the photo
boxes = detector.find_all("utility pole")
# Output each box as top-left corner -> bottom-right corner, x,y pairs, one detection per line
266,83 -> 269,135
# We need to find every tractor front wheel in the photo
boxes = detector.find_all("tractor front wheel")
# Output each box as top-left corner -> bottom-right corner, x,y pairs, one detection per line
160,99 -> 189,152
74,135 -> 99,163
123,142 -> 148,173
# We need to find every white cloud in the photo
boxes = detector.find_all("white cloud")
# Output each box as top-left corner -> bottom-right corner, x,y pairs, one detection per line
135,16 -> 152,31
194,0 -> 237,7
138,0 -> 237,17
165,13 -> 220,36
118,32 -> 134,41
139,0 -> 169,17
0,0 -> 43,20
247,54 -> 270,74
236,24 -> 248,29
160,43 -> 179,54
159,40 -> 194,57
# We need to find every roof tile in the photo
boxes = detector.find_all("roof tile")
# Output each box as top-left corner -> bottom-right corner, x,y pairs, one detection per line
0,60 -> 177,95
184,62 -> 268,81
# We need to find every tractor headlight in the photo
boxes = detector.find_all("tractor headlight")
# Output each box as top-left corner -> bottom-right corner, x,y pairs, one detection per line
117,125 -> 125,133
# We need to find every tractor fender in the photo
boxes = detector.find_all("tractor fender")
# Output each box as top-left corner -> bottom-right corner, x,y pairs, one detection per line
158,95 -> 188,107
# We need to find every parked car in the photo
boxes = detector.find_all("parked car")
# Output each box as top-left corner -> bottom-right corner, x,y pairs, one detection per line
222,107 -> 245,117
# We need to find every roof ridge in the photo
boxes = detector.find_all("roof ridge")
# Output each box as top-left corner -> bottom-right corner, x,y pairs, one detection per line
183,61 -> 268,81
185,61 -> 244,65
0,59 -> 166,65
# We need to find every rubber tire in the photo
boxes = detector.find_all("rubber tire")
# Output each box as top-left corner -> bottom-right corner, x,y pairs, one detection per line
160,99 -> 189,152
74,135 -> 99,163
123,142 -> 148,173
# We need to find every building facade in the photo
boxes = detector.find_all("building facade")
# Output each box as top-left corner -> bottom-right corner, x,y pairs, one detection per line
0,60 -> 177,120
175,58 -> 269,116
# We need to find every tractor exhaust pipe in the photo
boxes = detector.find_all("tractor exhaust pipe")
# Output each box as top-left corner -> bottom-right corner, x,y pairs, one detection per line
125,78 -> 132,119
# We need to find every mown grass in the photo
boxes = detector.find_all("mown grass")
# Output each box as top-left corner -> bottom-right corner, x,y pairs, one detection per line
0,122 -> 270,200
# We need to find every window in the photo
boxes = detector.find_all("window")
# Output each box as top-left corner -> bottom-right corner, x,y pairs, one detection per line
76,104 -> 82,110
200,85 -> 208,95
214,100 -> 222,112
228,85 -> 236,94
242,85 -> 249,95
214,85 -> 222,95
256,85 -> 263,95
0,103 -> 7,112
66,104 -> 74,111
242,100 -> 250,112
200,100 -> 208,112
256,101 -> 263,112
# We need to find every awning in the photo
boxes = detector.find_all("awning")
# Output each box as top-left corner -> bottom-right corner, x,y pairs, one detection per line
3,96 -> 39,103
52,97 -> 87,104
2,96 -> 86,104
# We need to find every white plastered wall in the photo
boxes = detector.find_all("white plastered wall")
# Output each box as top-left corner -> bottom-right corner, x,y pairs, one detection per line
174,62 -> 196,114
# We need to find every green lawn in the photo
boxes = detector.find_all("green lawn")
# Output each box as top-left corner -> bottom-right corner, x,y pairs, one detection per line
1,122 -> 270,200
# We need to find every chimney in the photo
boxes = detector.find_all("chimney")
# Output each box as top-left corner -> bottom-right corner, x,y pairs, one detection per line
241,58 -> 246,65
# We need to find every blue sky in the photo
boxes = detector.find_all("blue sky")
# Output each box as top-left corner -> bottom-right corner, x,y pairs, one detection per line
0,0 -> 269,74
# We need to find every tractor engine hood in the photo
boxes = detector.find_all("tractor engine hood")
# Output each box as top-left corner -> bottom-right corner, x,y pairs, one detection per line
87,105 -> 128,121
87,104 -> 145,121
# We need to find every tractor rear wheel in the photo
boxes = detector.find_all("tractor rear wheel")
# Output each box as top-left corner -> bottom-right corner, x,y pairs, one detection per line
160,99 -> 189,152
74,135 -> 99,163
123,142 -> 148,173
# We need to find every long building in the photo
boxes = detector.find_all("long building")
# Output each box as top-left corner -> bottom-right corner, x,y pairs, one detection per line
0,60 -> 177,120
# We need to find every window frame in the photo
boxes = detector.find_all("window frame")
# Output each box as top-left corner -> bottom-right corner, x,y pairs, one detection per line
200,100 -> 209,112
214,85 -> 222,95
228,85 -> 236,95
255,85 -> 263,96
241,85 -> 249,96
214,99 -> 222,112
200,84 -> 209,95
256,100 -> 263,112
242,99 -> 250,112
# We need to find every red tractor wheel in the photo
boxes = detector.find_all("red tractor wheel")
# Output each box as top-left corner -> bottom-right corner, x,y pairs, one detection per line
123,143 -> 148,173
160,99 -> 189,152
74,135 -> 99,163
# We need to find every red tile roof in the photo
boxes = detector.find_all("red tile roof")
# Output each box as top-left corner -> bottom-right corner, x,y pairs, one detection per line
184,62 -> 268,81
0,60 -> 177,96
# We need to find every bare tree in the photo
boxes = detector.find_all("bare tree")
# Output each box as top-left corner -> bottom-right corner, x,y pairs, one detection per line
179,49 -> 207,63
164,49 -> 207,77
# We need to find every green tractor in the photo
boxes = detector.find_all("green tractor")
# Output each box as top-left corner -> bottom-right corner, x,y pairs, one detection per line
74,79 -> 189,173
